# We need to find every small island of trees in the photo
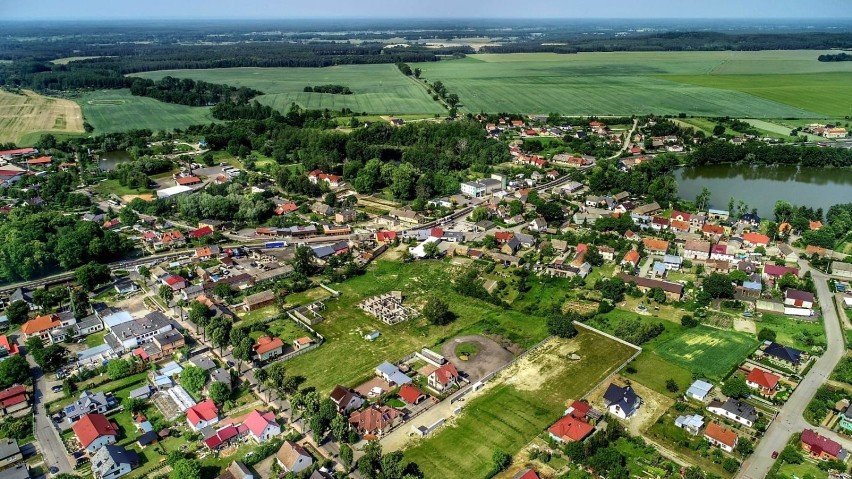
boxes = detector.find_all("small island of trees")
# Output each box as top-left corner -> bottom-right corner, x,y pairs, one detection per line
303,84 -> 353,95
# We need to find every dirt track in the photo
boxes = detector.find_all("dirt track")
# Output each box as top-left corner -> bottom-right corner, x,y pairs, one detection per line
441,334 -> 513,382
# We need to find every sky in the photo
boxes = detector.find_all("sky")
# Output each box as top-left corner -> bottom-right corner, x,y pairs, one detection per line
3,0 -> 852,21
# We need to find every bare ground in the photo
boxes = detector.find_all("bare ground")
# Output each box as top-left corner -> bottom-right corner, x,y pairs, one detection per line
585,374 -> 674,436
441,334 -> 514,382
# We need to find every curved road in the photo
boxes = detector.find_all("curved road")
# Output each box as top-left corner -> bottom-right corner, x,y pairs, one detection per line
738,261 -> 847,478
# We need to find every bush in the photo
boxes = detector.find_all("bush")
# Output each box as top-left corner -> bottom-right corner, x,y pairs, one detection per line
681,315 -> 699,328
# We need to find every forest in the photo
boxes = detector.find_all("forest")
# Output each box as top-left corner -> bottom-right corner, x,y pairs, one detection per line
129,76 -> 263,107
303,85 -> 352,95
687,140 -> 852,168
817,52 -> 852,62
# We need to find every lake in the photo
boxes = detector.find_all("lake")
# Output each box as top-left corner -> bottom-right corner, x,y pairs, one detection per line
98,150 -> 132,171
675,164 -> 852,217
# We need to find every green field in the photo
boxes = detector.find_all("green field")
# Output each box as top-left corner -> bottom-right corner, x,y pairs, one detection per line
77,89 -> 218,133
127,50 -> 851,119
403,330 -> 636,479
133,64 -> 444,115
757,314 -> 826,352
655,326 -> 759,379
284,258 -> 549,393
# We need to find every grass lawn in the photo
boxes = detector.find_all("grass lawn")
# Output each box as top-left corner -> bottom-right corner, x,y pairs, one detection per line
237,304 -> 281,325
623,351 -> 694,398
647,404 -> 735,478
654,326 -> 759,380
76,89 -> 218,134
775,460 -> 828,479
758,314 -> 826,352
133,64 -> 444,115
284,259 -> 550,393
404,330 -> 636,479
85,330 -> 108,348
94,179 -> 152,197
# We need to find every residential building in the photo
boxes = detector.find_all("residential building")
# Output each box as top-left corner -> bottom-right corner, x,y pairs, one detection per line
90,445 -> 138,479
784,289 -> 815,309
427,362 -> 459,393
253,336 -> 285,362
218,462 -> 254,479
704,422 -> 738,453
742,232 -> 770,247
0,439 -> 22,468
616,274 -> 684,301
329,386 -> 364,413
746,368 -> 780,395
64,391 -> 110,422
349,405 -> 401,436
276,441 -> 313,473
0,386 -> 29,416
674,415 -> 704,435
801,429 -> 846,461
839,404 -> 852,432
763,264 -> 800,280
602,383 -> 641,419
0,336 -> 19,358
683,240 -> 711,260
243,290 -> 276,312
832,261 -> 852,280
106,312 -> 172,352
763,342 -> 803,366
20,314 -> 61,344
399,384 -> 427,405
548,414 -> 594,443
0,465 -> 29,479
375,361 -> 412,386
707,398 -> 757,427
243,410 -> 280,443
186,400 -> 219,431
642,238 -> 669,254
73,413 -> 119,453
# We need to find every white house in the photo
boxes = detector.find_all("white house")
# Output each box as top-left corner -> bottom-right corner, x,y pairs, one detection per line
276,441 -> 313,473
707,398 -> 756,428
603,384 -> 641,420
243,410 -> 281,443
90,445 -> 138,479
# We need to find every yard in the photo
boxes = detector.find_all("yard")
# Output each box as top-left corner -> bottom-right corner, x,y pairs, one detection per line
757,314 -> 826,352
646,404 -> 736,478
654,326 -> 759,380
284,259 -> 550,393
775,460 -> 828,479
403,330 -> 637,479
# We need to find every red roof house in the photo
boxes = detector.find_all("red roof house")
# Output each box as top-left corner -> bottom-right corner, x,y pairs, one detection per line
548,415 -> 594,442
73,413 -> 119,452
242,410 -> 280,442
568,400 -> 591,419
427,363 -> 459,392
398,384 -> 427,405
746,368 -> 780,395
188,226 -> 214,239
376,231 -> 397,243
742,232 -> 770,246
763,264 -> 799,279
801,429 -> 843,460
0,335 -> 19,356
513,469 -> 541,479
0,385 -> 29,415
186,400 -> 219,431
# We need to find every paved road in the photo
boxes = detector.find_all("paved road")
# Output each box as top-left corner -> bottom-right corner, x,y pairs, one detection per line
26,354 -> 73,475
737,261 -> 847,478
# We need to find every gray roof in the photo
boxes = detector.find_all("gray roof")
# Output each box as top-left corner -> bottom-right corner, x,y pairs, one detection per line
154,329 -> 184,346
686,380 -> 713,399
376,361 -> 411,385
9,288 -> 32,305
209,368 -> 231,386
191,356 -> 217,371
0,465 -> 29,479
128,385 -> 154,400
64,390 -> 108,417
0,438 -> 20,461
110,311 -> 171,342
708,398 -> 757,423
92,445 -> 138,477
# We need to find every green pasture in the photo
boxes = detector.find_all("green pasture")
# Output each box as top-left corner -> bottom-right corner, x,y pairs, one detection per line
654,326 -> 759,380
76,89 -> 218,133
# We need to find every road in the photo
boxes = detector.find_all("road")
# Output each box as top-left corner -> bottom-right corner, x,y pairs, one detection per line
26,354 -> 74,475
604,119 -> 639,160
737,261 -> 847,478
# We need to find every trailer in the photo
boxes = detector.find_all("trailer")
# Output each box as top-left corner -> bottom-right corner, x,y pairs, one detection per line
264,241 -> 287,249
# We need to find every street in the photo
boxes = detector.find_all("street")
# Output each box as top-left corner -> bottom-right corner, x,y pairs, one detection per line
26,354 -> 74,475
737,261 -> 848,478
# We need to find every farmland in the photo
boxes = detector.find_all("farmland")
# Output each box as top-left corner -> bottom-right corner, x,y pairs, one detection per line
654,326 -> 759,380
0,89 -> 84,144
283,258 -> 549,393
75,89 -> 218,134
403,330 -> 637,479
132,64 -> 444,115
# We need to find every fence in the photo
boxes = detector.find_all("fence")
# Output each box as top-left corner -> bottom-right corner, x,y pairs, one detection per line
574,322 -> 643,401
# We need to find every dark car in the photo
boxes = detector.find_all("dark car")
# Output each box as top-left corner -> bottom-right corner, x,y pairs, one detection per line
51,385 -> 63,393
771,450 -> 779,459
49,466 -> 59,474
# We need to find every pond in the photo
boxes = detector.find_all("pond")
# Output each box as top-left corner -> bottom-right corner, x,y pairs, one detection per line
97,150 -> 132,171
675,164 -> 852,217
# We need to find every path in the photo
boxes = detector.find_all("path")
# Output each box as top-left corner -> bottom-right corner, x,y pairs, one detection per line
605,119 -> 639,160
738,261 -> 848,478
27,354 -> 74,475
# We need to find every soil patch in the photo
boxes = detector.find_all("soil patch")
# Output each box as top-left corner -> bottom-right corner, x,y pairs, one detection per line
441,334 -> 513,382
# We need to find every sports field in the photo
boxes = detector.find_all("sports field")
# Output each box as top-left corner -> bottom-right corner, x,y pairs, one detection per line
403,330 -> 636,479
76,89 -> 218,133
654,326 -> 759,379
133,64 -> 444,115
0,89 -> 84,144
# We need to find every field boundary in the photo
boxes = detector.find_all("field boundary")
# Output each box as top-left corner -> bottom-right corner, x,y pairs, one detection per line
574,322 -> 643,399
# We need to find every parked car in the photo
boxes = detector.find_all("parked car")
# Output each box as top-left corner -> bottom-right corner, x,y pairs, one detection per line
771,451 -> 778,459
51,385 -> 63,393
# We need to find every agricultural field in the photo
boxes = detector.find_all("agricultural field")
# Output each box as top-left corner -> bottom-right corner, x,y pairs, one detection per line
76,89 -> 218,134
133,64 -> 444,115
654,326 -> 759,380
283,257 -> 549,393
412,50 -> 852,117
0,89 -> 84,144
403,330 -> 637,479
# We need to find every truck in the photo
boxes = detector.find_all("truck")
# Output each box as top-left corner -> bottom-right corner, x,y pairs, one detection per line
265,241 -> 287,249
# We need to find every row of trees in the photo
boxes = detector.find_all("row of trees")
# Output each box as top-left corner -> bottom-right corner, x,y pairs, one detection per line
303,85 -> 352,95
689,140 -> 852,168
129,76 -> 262,107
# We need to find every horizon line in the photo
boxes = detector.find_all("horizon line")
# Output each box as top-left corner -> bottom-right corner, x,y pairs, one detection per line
3,16 -> 852,22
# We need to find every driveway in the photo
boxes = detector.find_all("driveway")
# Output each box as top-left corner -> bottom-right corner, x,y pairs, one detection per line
440,335 -> 513,382
26,354 -> 74,475
737,262 -> 848,478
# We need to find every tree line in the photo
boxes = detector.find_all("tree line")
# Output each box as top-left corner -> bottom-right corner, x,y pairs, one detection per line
129,76 -> 262,106
688,140 -> 852,168
303,85 -> 352,95
817,52 -> 852,62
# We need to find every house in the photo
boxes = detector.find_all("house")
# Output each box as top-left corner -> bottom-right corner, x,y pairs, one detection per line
763,264 -> 799,281
548,414 -> 594,443
375,231 -> 397,243
529,218 -> 547,232
186,399 -> 219,431
704,422 -> 738,453
0,336 -> 20,358
651,216 -> 669,231
707,398 -> 757,427
219,461 -> 254,479
195,245 -> 221,260
746,368 -> 780,395
9,288 -> 35,311
335,209 -> 357,223
349,405 -> 401,437
64,391 -> 110,422
839,404 -> 852,432
73,413 -> 119,453
642,238 -> 669,254
0,438 -> 22,470
710,243 -> 733,262
832,261 -> 852,280
375,362 -> 412,386
243,290 -> 276,312
276,441 -> 313,473
253,336 -> 285,362
616,274 -> 684,301
163,275 -> 186,291
0,386 -> 29,416
663,254 -> 683,270
683,240 -> 711,260
175,176 -> 202,186
602,383 -> 641,419
128,385 -> 154,401
674,414 -> 705,435
105,311 -> 173,352
801,429 -> 846,461
20,314 -> 61,343
427,362 -> 459,393
707,209 -> 730,221
778,243 -> 799,263
293,337 -> 315,350
399,384 -> 427,405
742,232 -> 770,247
784,289 -> 815,309
512,469 -> 540,479
621,250 -> 640,269
633,202 -> 661,215
243,410 -> 280,442
202,424 -> 245,451
329,386 -> 364,413
763,342 -> 803,366
90,445 -> 138,479
685,380 -> 713,402
824,127 -> 848,139
702,223 -> 725,238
